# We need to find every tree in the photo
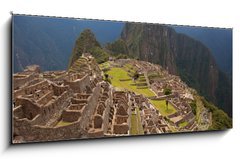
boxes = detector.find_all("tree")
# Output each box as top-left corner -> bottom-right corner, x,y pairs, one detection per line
164,88 -> 172,95
104,73 -> 111,84
190,101 -> 197,115
133,71 -> 139,81
165,100 -> 169,110
104,73 -> 109,79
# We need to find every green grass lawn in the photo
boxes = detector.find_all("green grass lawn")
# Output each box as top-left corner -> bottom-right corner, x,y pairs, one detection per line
99,61 -> 110,70
124,63 -> 135,70
130,107 -> 144,135
179,121 -> 188,128
130,114 -> 138,135
106,67 -> 155,97
106,66 -> 176,117
56,120 -> 72,127
150,99 -> 176,116
136,108 -> 144,134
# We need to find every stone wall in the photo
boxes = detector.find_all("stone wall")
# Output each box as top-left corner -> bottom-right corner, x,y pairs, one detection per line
115,115 -> 128,124
14,98 -> 41,120
37,91 -> 54,106
13,95 -> 79,142
111,91 -> 131,135
68,104 -> 85,111
102,99 -> 110,133
64,74 -> 90,93
24,80 -> 50,95
62,110 -> 81,122
13,73 -> 35,90
77,83 -> 101,131
40,90 -> 72,125
113,124 -> 129,134
52,83 -> 69,96
14,117 -> 85,142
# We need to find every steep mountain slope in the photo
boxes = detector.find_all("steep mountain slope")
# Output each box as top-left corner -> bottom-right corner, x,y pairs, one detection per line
173,26 -> 232,76
121,23 -> 178,74
120,23 -> 232,117
105,39 -> 129,55
68,29 -> 109,67
13,16 -> 70,72
13,15 -> 123,72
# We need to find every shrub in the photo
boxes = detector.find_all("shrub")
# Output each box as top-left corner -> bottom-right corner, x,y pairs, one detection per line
164,88 -> 172,95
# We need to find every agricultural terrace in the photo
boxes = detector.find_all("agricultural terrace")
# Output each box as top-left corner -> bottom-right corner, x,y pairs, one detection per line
130,107 -> 144,135
150,99 -> 176,116
100,62 -> 176,117
105,67 -> 155,97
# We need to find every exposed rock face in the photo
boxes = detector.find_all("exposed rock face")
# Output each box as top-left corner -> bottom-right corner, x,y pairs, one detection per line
121,23 -> 178,74
121,23 -> 232,116
176,33 -> 219,102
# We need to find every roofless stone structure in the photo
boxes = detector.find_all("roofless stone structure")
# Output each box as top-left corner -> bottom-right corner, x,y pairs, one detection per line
12,54 -> 210,143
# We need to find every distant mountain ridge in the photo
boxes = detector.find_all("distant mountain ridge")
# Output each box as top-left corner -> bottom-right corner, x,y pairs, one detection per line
13,15 -> 124,72
173,26 -> 232,76
13,15 -> 232,76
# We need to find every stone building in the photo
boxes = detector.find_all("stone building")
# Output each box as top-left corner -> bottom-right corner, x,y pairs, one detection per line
12,54 -> 202,143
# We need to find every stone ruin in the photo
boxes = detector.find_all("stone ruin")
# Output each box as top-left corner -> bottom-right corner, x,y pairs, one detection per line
12,54 -> 202,143
13,55 -> 133,143
112,91 -> 131,135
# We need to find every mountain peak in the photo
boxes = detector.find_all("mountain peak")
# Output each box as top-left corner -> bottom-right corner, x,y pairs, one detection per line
119,22 -> 232,117
68,29 -> 101,67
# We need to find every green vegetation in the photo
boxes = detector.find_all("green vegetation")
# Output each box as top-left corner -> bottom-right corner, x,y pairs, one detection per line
105,39 -> 136,59
106,66 -> 176,117
69,27 -> 232,132
99,61 -> 110,71
106,67 -> 155,97
195,95 -> 205,123
115,54 -> 129,59
130,113 -> 138,135
179,121 -> 188,128
104,73 -> 109,79
130,108 -> 144,135
89,46 -> 109,64
56,121 -> 72,127
164,88 -> 172,95
190,100 -> 197,115
104,73 -> 111,84
150,99 -> 176,116
201,97 -> 232,130
209,109 -> 232,130
101,61 -> 231,131
106,39 -> 129,55
148,72 -> 162,81
122,23 -> 232,124
124,63 -> 135,70
68,29 -> 110,68
69,29 -> 101,67
136,108 -> 144,134
68,57 -> 90,73
133,71 -> 140,81
123,63 -> 139,75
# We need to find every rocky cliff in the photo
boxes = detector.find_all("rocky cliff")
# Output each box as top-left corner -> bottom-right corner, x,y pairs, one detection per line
120,23 -> 232,116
